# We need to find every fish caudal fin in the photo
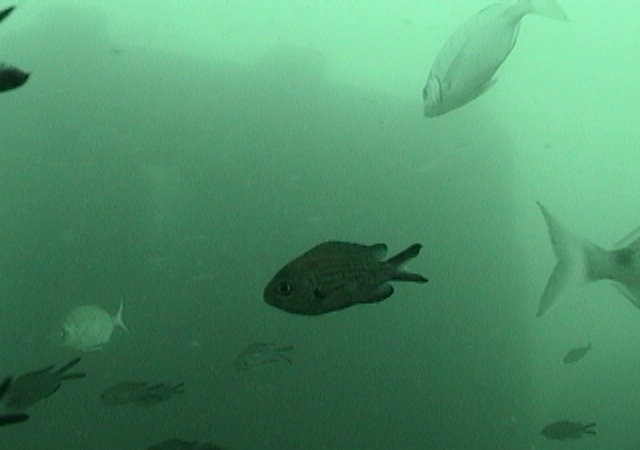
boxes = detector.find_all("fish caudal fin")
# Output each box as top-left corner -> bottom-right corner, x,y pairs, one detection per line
536,202 -> 606,317
386,244 -> 428,283
524,0 -> 568,21
114,296 -> 130,332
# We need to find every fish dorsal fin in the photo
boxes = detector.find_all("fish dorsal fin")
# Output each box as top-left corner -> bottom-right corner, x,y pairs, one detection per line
113,297 -> 129,332
368,243 -> 387,260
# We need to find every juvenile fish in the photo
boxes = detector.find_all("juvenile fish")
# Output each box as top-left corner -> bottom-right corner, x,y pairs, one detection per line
233,343 -> 293,371
541,421 -> 595,440
563,343 -> 592,364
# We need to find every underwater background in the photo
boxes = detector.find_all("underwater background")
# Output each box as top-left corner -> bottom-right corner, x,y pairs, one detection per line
0,1 -> 639,449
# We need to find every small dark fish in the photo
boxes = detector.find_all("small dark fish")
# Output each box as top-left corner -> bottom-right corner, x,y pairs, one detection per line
264,241 -> 428,315
563,342 -> 592,364
146,439 -> 225,450
2,357 -> 86,411
0,5 -> 15,23
0,6 -> 30,93
133,382 -> 185,407
541,420 -> 596,440
100,381 -> 149,406
233,343 -> 293,371
0,377 -> 29,427
101,381 -> 184,407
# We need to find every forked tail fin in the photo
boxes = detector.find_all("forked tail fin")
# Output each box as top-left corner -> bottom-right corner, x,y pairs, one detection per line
536,202 -> 605,317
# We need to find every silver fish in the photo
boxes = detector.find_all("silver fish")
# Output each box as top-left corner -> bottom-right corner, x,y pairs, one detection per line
422,0 -> 567,117
537,202 -> 640,316
233,343 -> 293,371
56,298 -> 129,351
2,358 -> 85,411
563,343 -> 592,364
541,421 -> 595,440
264,241 -> 428,315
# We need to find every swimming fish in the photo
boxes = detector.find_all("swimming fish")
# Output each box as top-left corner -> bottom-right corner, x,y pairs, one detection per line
57,298 -> 129,351
132,382 -> 185,407
2,358 -> 85,411
100,380 -> 184,406
233,343 -> 293,371
563,343 -> 592,364
0,377 -> 29,426
537,202 -> 640,317
146,439 -> 225,450
264,241 -> 428,315
0,6 -> 30,92
100,381 -> 150,406
422,0 -> 567,117
541,421 -> 595,440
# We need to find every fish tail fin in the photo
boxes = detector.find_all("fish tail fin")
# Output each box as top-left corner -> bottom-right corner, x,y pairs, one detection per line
583,423 -> 596,435
114,296 -> 130,332
536,202 -> 608,316
524,0 -> 568,21
386,244 -> 429,283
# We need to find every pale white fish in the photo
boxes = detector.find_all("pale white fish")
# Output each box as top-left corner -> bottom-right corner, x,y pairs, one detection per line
422,0 -> 567,117
58,297 -> 129,351
536,202 -> 640,317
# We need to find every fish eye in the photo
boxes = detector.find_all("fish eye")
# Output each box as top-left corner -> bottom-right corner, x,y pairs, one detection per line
277,281 -> 293,296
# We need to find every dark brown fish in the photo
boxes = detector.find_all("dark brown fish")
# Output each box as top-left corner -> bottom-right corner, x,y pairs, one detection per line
541,421 -> 596,440
563,342 -> 592,364
2,357 -> 85,411
146,439 -> 225,450
264,241 -> 428,315
0,377 -> 28,426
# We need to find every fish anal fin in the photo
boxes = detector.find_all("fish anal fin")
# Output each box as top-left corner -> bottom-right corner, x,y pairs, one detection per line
364,284 -> 394,304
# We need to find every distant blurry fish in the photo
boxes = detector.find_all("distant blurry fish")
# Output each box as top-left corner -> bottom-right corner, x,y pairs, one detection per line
0,377 -> 29,426
146,439 -> 226,450
0,6 -> 30,93
536,202 -> 640,317
233,343 -> 293,371
57,298 -> 129,351
541,420 -> 595,440
422,0 -> 567,117
100,381 -> 149,406
264,241 -> 428,315
132,382 -> 185,407
2,358 -> 85,411
563,343 -> 592,364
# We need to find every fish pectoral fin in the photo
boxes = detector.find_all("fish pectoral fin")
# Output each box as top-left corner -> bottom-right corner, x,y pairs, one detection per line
364,284 -> 394,304
312,288 -> 326,300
